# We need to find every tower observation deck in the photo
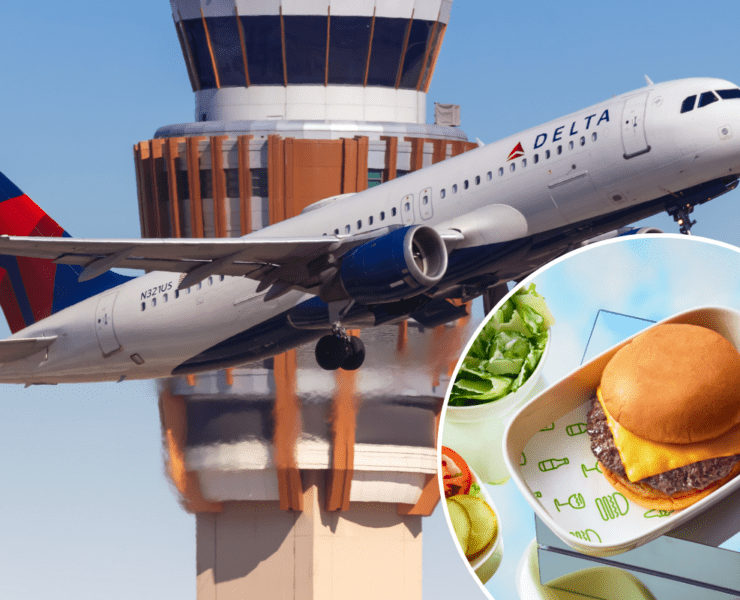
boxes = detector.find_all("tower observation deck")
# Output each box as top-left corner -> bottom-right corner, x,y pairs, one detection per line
172,0 -> 451,124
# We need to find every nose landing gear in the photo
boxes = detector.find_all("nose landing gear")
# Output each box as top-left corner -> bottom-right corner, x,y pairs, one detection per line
315,325 -> 365,371
667,203 -> 696,235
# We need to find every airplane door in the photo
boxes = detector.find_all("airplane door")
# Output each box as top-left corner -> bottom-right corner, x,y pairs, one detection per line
621,93 -> 651,159
401,194 -> 415,225
95,292 -> 122,356
418,187 -> 433,220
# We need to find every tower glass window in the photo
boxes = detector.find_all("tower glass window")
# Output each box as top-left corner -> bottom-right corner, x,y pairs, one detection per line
366,17 -> 408,87
398,20 -> 435,89
283,16 -> 327,84
251,168 -> 268,197
240,16 -> 284,85
328,17 -> 373,85
200,170 -> 213,199
225,169 -> 239,197
181,19 -> 218,89
368,169 -> 384,188
207,17 -> 247,87
419,23 -> 445,90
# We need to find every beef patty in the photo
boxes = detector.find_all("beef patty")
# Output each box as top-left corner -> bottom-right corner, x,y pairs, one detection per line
586,397 -> 740,496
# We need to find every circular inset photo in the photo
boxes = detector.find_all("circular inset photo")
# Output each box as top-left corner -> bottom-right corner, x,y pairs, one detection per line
439,234 -> 740,599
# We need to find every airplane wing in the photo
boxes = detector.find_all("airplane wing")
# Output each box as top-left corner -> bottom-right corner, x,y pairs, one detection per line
0,228 -> 464,294
0,336 -> 57,363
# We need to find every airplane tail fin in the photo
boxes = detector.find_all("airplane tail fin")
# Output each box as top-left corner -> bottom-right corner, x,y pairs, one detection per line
0,172 -> 133,333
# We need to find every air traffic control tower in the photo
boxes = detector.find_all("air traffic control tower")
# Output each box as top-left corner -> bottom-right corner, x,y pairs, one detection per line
133,2 -> 476,598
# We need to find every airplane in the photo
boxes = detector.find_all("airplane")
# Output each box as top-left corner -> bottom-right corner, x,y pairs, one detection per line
0,76 -> 737,384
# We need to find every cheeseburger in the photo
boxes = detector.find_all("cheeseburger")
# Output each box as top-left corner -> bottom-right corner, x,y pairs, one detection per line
587,323 -> 740,510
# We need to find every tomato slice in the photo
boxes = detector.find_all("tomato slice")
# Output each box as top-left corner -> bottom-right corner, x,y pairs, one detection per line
441,446 -> 473,497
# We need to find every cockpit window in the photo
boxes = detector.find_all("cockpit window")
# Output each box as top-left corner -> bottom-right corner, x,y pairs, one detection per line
680,95 -> 696,113
717,88 -> 740,100
698,91 -> 719,108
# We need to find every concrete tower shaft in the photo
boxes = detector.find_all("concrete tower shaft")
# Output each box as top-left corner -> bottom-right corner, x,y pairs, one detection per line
170,0 -> 453,122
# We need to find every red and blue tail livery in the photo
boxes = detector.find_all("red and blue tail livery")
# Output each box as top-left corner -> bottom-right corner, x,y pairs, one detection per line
0,172 -> 132,333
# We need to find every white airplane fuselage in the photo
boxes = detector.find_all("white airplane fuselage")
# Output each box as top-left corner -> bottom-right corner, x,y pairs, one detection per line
4,77 -> 740,384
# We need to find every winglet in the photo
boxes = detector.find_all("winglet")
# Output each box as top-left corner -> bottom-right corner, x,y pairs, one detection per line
644,75 -> 654,86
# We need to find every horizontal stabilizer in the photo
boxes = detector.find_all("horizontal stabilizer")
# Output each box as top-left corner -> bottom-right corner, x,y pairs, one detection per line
0,336 -> 57,363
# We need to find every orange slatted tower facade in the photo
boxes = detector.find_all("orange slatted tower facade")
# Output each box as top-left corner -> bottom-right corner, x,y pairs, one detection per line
134,1 -> 476,598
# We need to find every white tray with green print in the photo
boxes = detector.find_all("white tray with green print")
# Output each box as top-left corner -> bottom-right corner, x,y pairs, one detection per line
503,306 -> 740,557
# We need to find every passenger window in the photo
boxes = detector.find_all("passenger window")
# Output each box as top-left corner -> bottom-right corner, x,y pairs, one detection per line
369,215 -> 374,225
475,175 -> 480,185
534,154 -> 539,164
152,297 -> 157,307
440,189 -> 446,198
141,302 -> 146,311
680,95 -> 697,113
464,180 -> 469,189
357,219 -> 362,229
391,207 -> 397,216
422,194 -> 429,205
345,224 -> 350,233
220,275 -> 225,281
557,145 -> 562,155
522,158 -> 527,168
487,171 -> 492,181
197,282 -> 202,290
208,277 -> 213,286
452,184 -> 458,193
498,167 -> 504,176
163,293 -> 168,302
592,132 -> 597,142
568,141 -> 574,150
699,91 -> 719,108
580,136 -> 585,146
334,228 -> 339,235
380,211 -> 385,220
175,290 -> 179,299
546,150 -> 551,159
404,201 -> 410,212
509,162 -> 515,172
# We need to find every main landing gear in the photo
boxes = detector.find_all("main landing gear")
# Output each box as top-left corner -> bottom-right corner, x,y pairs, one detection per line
315,325 -> 365,371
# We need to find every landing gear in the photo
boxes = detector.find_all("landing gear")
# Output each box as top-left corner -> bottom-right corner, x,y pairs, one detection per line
667,203 -> 696,235
314,327 -> 365,371
341,336 -> 365,371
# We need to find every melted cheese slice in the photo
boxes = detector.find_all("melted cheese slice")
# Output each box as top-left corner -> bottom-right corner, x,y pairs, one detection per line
596,387 -> 740,482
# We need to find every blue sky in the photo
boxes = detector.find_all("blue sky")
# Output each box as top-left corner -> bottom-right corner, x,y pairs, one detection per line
2,1 -> 740,599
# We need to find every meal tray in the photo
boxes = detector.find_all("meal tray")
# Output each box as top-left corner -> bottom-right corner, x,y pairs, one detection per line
502,306 -> 740,556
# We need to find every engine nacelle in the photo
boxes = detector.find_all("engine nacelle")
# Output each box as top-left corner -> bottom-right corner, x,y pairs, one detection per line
337,225 -> 448,304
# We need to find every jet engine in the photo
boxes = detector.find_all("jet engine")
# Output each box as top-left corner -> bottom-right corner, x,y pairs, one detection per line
335,225 -> 448,304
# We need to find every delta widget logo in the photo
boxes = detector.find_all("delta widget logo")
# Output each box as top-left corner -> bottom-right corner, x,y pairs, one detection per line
507,142 -> 525,161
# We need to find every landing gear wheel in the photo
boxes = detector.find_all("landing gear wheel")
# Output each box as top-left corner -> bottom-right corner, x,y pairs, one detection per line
315,335 -> 350,371
341,336 -> 365,371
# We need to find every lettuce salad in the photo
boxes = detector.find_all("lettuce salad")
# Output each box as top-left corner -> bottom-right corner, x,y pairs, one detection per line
450,284 -> 555,406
